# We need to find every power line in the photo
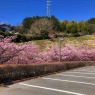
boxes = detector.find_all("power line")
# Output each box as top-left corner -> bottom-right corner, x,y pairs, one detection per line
46,0 -> 51,17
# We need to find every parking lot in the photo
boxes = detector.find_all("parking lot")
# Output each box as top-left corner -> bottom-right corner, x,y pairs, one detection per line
1,66 -> 95,95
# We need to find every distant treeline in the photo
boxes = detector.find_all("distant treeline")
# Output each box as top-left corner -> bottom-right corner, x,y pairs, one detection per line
1,16 -> 95,42
15,16 -> 95,36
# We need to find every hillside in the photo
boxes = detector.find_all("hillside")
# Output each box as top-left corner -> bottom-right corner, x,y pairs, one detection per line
33,35 -> 95,50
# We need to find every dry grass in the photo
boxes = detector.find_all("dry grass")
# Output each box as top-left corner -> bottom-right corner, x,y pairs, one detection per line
33,35 -> 95,50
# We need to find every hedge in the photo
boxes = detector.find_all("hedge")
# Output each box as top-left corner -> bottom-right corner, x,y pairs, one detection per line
0,61 -> 95,83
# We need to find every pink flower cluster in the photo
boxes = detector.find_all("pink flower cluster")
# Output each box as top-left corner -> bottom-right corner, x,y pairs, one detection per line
48,33 -> 55,39
0,35 -> 95,64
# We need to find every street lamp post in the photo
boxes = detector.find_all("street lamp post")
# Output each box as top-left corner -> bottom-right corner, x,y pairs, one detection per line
59,37 -> 63,62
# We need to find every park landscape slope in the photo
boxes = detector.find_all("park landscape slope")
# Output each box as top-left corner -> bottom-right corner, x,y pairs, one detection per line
33,35 -> 95,51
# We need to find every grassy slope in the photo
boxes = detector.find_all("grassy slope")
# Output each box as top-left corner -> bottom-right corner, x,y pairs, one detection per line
33,35 -> 95,50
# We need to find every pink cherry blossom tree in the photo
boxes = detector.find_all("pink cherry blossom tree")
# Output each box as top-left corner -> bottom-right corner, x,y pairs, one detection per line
1,35 -> 95,64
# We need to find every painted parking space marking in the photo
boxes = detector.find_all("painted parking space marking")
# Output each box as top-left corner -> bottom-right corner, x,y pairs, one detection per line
73,70 -> 95,73
57,74 -> 95,79
65,72 -> 95,75
74,67 -> 95,71
19,83 -> 85,95
73,67 -> 94,71
43,77 -> 95,86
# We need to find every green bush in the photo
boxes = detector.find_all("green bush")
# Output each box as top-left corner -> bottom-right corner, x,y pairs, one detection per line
14,32 -> 50,43
0,32 -> 15,37
39,30 -> 49,39
15,34 -> 29,42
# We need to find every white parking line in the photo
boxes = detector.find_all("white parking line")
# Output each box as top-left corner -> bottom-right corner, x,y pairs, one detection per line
65,72 -> 95,75
73,70 -> 95,73
57,74 -> 95,79
43,78 -> 95,86
74,67 -> 89,70
19,83 -> 85,95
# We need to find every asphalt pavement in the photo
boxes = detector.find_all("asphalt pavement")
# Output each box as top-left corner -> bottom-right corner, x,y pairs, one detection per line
0,66 -> 95,95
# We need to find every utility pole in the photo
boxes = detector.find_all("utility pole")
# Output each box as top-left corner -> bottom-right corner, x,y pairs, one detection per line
59,37 -> 63,62
46,0 -> 51,17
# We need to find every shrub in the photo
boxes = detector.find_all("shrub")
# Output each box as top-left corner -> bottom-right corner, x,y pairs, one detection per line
0,32 -> 15,37
14,34 -> 29,42
39,30 -> 49,39
0,61 -> 92,83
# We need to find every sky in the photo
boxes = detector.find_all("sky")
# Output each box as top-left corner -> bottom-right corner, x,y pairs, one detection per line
0,0 -> 95,26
